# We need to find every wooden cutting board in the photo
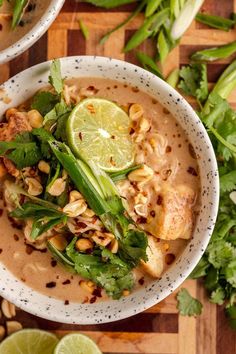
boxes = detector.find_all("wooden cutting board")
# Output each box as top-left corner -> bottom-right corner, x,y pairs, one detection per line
0,1 -> 236,353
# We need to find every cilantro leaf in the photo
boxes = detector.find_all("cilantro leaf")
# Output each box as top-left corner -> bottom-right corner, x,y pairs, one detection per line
178,64 -> 208,102
0,132 -> 42,169
49,59 -> 64,95
65,238 -> 134,299
207,240 -> 234,269
225,260 -> 236,287
210,287 -> 225,305
32,128 -> 54,159
189,257 -> 210,279
177,288 -> 203,316
220,171 -> 236,193
43,100 -> 71,129
31,91 -> 59,116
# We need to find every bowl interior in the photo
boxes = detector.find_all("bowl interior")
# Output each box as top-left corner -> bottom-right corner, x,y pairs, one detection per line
0,0 -> 65,64
0,56 -> 219,324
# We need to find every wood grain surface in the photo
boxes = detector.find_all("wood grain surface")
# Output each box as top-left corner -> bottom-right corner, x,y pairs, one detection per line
0,1 -> 236,353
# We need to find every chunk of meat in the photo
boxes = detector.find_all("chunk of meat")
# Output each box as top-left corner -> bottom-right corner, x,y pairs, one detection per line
0,111 -> 31,142
141,235 -> 164,278
0,111 -> 31,176
156,184 -> 196,240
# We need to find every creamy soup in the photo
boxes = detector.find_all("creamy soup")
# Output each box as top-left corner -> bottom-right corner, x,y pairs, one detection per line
0,0 -> 49,51
0,78 -> 201,304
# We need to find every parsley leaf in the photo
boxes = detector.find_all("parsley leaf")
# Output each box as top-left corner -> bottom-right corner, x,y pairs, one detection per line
177,288 -> 203,316
49,59 -> 64,95
0,132 -> 42,169
178,63 -> 208,102
31,91 -> 59,116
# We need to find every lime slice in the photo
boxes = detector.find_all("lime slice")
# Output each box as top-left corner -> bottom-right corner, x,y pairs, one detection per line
0,329 -> 59,354
54,333 -> 102,354
67,98 -> 134,172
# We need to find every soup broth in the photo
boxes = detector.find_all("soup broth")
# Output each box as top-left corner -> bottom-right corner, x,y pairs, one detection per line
0,78 -> 201,303
0,0 -> 49,51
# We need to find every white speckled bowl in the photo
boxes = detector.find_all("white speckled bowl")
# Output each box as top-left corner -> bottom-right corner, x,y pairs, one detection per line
0,56 -> 219,324
0,0 -> 65,64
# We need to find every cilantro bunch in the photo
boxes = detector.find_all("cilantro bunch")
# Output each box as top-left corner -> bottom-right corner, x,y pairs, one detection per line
177,58 -> 236,327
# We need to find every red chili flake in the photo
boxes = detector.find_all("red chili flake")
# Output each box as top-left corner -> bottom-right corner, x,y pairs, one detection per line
79,132 -> 83,140
13,234 -> 19,241
165,146 -> 172,153
157,195 -> 163,205
51,260 -> 57,267
136,216 -> 147,224
92,287 -> 102,298
188,144 -> 197,159
0,249 -> 2,254
87,104 -> 96,114
163,107 -> 170,114
129,128 -> 135,135
82,296 -> 89,304
187,166 -> 198,176
64,300 -> 69,305
107,86 -> 111,90
46,282 -> 56,288
87,86 -> 98,94
7,216 -> 23,230
89,296 -> 97,304
178,144 -> 182,148
21,277 -> 26,282
114,85 -> 118,89
62,279 -> 71,285
76,222 -> 87,229
177,134 -> 181,138
0,24 -> 3,31
110,156 -> 116,166
92,216 -> 98,224
85,248 -> 93,254
150,210 -> 156,217
165,253 -> 176,265
25,245 -> 34,255
138,277 -> 145,285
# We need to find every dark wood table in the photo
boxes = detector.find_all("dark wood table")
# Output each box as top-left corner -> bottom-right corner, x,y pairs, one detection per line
0,1 -> 236,353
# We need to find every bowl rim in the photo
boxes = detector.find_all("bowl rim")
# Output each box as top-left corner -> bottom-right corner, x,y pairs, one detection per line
0,0 -> 65,64
0,56 -> 219,324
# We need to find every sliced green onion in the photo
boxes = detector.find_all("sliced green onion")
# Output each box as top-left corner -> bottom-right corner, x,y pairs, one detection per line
136,51 -> 163,78
79,19 -> 90,40
166,68 -> 180,88
191,41 -> 236,62
145,0 -> 164,17
100,0 -> 146,45
196,13 -> 235,31
12,0 -> 28,29
171,0 -> 204,40
157,29 -> 169,63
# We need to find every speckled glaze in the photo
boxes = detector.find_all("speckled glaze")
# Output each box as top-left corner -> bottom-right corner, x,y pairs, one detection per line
0,0 -> 65,64
0,56 -> 219,324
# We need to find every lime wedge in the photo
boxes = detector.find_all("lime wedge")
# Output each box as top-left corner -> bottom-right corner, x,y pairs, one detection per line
67,98 -> 134,172
54,333 -> 102,354
0,329 -> 59,354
